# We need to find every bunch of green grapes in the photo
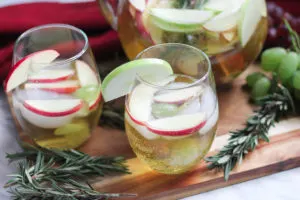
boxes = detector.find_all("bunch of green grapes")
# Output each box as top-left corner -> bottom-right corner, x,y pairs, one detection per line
247,47 -> 300,100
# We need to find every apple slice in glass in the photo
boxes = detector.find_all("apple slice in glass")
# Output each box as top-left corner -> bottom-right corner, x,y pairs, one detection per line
25,80 -> 80,94
4,49 -> 59,92
146,113 -> 206,136
21,99 -> 83,128
75,60 -> 99,87
28,69 -> 75,83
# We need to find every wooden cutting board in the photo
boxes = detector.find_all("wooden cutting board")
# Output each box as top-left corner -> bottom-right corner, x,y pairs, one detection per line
18,65 -> 300,200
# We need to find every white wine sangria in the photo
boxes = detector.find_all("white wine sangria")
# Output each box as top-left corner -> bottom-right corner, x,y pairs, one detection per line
101,44 -> 219,174
5,24 -> 103,150
116,0 -> 268,84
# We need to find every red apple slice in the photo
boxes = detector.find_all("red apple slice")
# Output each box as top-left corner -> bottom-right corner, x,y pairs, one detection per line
4,49 -> 59,92
20,99 -> 83,128
24,80 -> 80,94
89,91 -> 102,110
125,112 -> 160,140
153,86 -> 203,104
128,83 -> 157,126
28,69 -> 75,83
146,113 -> 206,136
75,60 -> 99,87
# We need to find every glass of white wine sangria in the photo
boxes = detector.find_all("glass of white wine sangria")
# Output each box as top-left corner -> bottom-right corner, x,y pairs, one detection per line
106,43 -> 219,174
5,24 -> 103,150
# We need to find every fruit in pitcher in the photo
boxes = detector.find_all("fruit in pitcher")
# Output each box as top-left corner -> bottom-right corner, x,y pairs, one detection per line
4,49 -> 59,92
238,0 -> 265,47
150,8 -> 214,33
20,99 -> 83,128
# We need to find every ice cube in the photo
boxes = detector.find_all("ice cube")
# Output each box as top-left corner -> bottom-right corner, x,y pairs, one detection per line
199,86 -> 217,118
14,88 -> 75,101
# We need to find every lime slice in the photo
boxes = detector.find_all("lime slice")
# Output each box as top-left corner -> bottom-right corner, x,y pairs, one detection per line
238,0 -> 265,47
101,58 -> 173,102
149,9 -> 214,33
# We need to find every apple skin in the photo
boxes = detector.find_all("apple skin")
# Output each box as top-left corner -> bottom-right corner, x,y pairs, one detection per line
23,100 -> 83,117
153,96 -> 193,105
89,92 -> 102,110
4,49 -> 59,92
42,86 -> 79,94
125,106 -> 146,126
147,120 -> 206,136
28,74 -> 73,83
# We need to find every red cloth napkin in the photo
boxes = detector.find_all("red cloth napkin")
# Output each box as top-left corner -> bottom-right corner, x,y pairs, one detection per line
0,1 -> 121,81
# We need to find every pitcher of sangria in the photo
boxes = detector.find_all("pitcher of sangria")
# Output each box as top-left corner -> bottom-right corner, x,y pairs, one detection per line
99,0 -> 268,84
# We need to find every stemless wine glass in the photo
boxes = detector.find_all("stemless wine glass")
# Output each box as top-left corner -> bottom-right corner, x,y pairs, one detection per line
125,43 -> 219,174
7,24 -> 103,150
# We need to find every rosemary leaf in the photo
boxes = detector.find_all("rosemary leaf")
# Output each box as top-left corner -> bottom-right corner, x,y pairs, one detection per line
6,144 -> 134,199
206,83 -> 294,181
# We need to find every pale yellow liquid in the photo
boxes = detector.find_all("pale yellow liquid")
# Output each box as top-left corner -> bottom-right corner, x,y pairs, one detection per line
125,114 -> 217,174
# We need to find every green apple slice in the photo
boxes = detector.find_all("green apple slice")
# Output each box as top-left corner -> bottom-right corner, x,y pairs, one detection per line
149,8 -> 214,33
204,0 -> 232,12
203,0 -> 245,32
101,58 -> 173,102
239,0 -> 264,47
204,0 -> 245,12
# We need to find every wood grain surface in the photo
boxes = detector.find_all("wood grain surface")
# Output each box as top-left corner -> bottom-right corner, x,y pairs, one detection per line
17,66 -> 300,200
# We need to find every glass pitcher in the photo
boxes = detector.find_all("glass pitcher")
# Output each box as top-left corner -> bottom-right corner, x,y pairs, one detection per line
98,0 -> 268,84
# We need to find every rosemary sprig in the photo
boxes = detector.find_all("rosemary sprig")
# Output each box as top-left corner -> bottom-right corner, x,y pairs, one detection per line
206,82 -> 295,181
7,143 -> 130,175
100,104 -> 124,129
5,144 -> 134,199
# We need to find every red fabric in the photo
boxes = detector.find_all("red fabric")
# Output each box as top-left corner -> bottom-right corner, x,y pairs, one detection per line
0,2 -> 121,81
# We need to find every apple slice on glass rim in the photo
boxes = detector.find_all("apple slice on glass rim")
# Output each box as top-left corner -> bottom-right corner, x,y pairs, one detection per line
24,80 -> 80,94
4,49 -> 59,92
20,99 -> 83,129
101,58 -> 173,102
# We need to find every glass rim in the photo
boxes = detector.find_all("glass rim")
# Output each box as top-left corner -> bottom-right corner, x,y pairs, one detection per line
13,23 -> 89,66
135,43 -> 212,90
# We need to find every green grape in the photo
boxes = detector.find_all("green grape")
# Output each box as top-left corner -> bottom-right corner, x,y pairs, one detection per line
298,54 -> 300,69
73,85 -> 100,103
278,52 -> 299,82
251,77 -> 271,98
152,103 -> 179,118
293,71 -> 300,90
246,72 -> 265,88
294,89 -> 300,101
261,47 -> 287,71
